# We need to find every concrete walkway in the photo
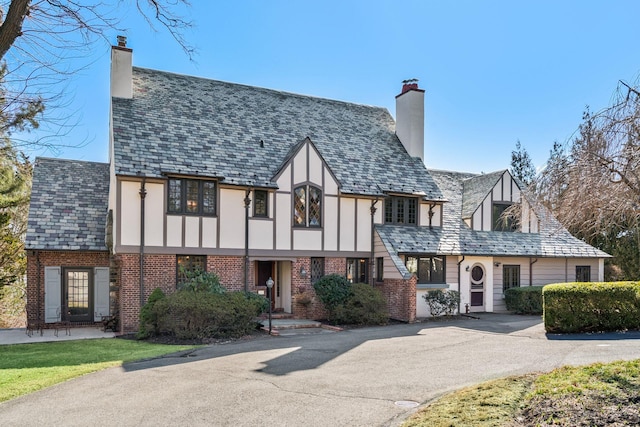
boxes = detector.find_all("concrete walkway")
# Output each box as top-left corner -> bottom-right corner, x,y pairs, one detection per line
2,314 -> 640,427
0,327 -> 116,345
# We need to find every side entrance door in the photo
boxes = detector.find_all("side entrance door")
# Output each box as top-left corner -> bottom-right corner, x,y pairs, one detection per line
256,261 -> 275,309
64,268 -> 93,322
469,264 -> 485,310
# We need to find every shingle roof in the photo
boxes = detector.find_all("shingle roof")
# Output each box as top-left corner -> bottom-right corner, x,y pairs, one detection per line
25,158 -> 109,251
112,67 -> 444,200
461,170 -> 505,219
376,169 -> 610,263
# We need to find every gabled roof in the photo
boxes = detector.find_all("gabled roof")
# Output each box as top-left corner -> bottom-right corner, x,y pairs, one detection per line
461,170 -> 507,219
25,158 -> 109,251
111,67 -> 444,200
376,169 -> 610,261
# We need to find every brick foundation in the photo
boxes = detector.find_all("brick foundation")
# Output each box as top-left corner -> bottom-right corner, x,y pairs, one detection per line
26,251 -> 110,327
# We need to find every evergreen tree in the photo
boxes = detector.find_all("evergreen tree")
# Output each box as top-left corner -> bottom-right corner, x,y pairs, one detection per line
510,140 -> 536,185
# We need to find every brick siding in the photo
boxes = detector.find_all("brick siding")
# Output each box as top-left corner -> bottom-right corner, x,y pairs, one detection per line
26,251 -> 110,326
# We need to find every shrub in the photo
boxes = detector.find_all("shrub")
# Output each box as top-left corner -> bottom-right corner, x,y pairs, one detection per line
543,281 -> 640,333
243,291 -> 269,315
423,289 -> 460,317
313,274 -> 351,322
153,290 -> 262,340
333,283 -> 388,325
505,286 -> 544,314
177,269 -> 225,294
137,288 -> 166,339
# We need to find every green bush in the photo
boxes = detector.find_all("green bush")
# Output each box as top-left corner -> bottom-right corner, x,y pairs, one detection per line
333,283 -> 388,325
313,274 -> 351,322
243,291 -> 269,315
543,282 -> 640,333
505,286 -> 544,314
137,288 -> 166,339
143,290 -> 263,340
422,289 -> 460,317
177,269 -> 225,294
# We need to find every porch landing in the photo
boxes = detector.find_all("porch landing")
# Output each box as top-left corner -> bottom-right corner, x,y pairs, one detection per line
259,318 -> 341,336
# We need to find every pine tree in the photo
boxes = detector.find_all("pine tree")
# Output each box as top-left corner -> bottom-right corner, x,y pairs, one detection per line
510,140 -> 536,185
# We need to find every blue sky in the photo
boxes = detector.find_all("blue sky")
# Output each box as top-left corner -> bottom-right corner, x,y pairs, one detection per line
22,0 -> 640,174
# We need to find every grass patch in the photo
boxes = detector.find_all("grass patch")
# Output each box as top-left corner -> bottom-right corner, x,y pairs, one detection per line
402,360 -> 640,427
0,339 -> 198,402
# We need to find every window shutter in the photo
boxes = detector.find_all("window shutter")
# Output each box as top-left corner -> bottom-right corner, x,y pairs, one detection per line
44,267 -> 61,323
94,267 -> 110,321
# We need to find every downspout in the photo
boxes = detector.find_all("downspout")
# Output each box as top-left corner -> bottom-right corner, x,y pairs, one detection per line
529,257 -> 538,286
139,178 -> 146,309
370,198 -> 379,286
243,189 -> 251,293
35,250 -> 41,325
457,255 -> 465,315
564,257 -> 568,282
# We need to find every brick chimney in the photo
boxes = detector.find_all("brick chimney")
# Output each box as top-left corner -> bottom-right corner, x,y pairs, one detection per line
395,79 -> 425,161
110,35 -> 133,99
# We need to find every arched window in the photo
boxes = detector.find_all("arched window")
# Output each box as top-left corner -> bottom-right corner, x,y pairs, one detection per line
293,185 -> 322,227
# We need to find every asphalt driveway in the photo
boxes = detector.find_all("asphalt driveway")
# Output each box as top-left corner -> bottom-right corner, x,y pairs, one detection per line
3,314 -> 640,426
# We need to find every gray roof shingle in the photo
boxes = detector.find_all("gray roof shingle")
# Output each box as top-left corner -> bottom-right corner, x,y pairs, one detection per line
112,68 -> 444,200
26,158 -> 109,251
376,169 -> 610,262
461,170 -> 505,219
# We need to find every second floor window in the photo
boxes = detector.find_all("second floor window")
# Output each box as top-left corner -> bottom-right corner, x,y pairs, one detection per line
385,197 -> 417,225
294,185 -> 321,227
493,203 -> 516,232
168,178 -> 216,216
253,190 -> 268,217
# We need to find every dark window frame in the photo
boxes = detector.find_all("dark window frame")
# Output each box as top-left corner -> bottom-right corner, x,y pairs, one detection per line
576,265 -> 591,282
492,202 -> 516,232
168,178 -> 217,216
253,190 -> 269,218
405,255 -> 446,284
293,184 -> 322,228
176,255 -> 207,286
346,258 -> 369,284
502,265 -> 520,292
385,196 -> 418,225
310,257 -> 325,284
376,257 -> 384,282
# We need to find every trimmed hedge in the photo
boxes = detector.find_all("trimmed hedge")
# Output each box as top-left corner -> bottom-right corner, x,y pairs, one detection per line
504,286 -> 544,315
333,283 -> 388,325
543,282 -> 640,333
139,289 -> 266,340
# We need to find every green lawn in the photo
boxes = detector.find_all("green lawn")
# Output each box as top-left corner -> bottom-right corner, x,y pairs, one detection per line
403,359 -> 640,426
0,339 -> 198,402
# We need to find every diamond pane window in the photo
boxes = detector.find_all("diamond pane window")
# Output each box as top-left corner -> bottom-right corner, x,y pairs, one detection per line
293,185 -> 322,227
309,186 -> 322,227
294,187 -> 306,226
311,257 -> 324,283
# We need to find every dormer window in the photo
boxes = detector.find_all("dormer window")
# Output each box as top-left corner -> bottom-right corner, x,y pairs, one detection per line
294,185 -> 321,227
385,196 -> 417,225
492,202 -> 516,232
168,178 -> 216,216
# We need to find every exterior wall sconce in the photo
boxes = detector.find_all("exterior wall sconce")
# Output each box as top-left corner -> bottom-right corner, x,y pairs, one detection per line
300,266 -> 308,278
494,262 -> 501,267
465,266 -> 470,272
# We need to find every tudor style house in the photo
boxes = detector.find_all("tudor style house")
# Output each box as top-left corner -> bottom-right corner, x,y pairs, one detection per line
25,39 -> 609,332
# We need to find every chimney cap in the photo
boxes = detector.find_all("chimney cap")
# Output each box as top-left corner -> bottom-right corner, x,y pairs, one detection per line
117,35 -> 127,47
401,78 -> 419,94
